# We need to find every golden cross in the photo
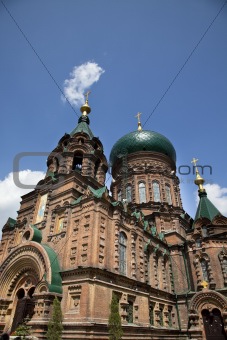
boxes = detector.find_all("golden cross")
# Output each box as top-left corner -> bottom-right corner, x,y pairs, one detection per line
201,280 -> 208,289
191,157 -> 198,167
135,112 -> 142,123
84,90 -> 91,102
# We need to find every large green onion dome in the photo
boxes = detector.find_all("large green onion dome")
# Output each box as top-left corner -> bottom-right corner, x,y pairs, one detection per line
109,130 -> 176,166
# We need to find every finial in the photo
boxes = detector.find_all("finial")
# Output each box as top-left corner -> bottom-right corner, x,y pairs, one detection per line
80,90 -> 91,116
135,112 -> 142,131
191,157 -> 205,192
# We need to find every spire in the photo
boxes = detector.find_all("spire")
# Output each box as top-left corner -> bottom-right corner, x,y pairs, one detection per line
70,91 -> 93,138
135,112 -> 142,131
192,157 -> 221,224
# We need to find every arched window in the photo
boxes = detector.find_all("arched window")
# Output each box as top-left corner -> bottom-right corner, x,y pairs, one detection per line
119,232 -> 127,275
73,153 -> 83,172
139,182 -> 146,203
153,181 -> 161,202
165,184 -> 172,205
118,190 -> 122,201
126,185 -> 132,202
201,259 -> 209,282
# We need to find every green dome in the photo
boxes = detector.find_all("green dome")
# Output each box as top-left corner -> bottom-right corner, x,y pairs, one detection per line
109,130 -> 176,165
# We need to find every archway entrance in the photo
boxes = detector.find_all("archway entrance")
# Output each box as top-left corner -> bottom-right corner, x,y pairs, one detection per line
202,308 -> 227,340
11,287 -> 35,333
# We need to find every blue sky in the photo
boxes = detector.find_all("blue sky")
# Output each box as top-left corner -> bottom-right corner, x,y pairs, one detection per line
1,0 -> 227,228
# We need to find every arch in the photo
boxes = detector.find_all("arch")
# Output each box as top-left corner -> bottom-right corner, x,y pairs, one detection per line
0,242 -> 62,297
193,217 -> 211,228
212,215 -> 227,225
189,290 -> 227,312
139,182 -> 146,203
152,181 -> 160,202
189,291 -> 227,338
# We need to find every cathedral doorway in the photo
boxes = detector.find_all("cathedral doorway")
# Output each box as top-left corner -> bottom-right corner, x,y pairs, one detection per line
11,287 -> 35,333
202,308 -> 227,340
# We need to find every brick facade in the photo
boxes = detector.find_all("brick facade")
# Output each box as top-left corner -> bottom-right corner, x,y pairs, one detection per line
0,104 -> 227,339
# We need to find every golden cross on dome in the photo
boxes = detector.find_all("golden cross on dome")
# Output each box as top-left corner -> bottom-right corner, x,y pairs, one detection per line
201,280 -> 208,289
135,112 -> 142,123
191,158 -> 198,167
84,90 -> 91,103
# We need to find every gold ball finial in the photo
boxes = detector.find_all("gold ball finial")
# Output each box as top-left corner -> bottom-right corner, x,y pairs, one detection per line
80,91 -> 91,116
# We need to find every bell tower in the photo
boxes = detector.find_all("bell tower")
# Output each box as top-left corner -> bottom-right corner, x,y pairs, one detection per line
46,93 -> 108,188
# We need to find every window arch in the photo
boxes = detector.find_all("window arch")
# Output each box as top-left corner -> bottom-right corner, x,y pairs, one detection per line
139,182 -> 146,203
119,231 -> 127,275
153,181 -> 161,202
165,184 -> 172,205
201,259 -> 209,282
126,185 -> 132,202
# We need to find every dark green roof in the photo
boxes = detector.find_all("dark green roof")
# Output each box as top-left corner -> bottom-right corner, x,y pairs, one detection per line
6,217 -> 16,228
194,191 -> 221,223
71,186 -> 108,205
31,225 -> 42,243
70,115 -> 94,139
109,130 -> 176,165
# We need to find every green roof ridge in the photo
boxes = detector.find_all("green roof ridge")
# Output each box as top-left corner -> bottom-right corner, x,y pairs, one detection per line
41,244 -> 62,294
71,196 -> 82,205
194,191 -> 221,223
31,225 -> 42,243
88,185 -> 107,198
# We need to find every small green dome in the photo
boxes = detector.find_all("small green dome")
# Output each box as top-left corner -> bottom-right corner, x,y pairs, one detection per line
109,130 -> 176,165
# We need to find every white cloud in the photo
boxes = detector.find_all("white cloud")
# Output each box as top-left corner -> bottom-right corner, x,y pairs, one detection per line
0,170 -> 45,233
195,183 -> 227,216
62,61 -> 105,107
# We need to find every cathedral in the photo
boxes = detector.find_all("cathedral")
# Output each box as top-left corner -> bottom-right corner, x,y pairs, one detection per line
0,96 -> 227,340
